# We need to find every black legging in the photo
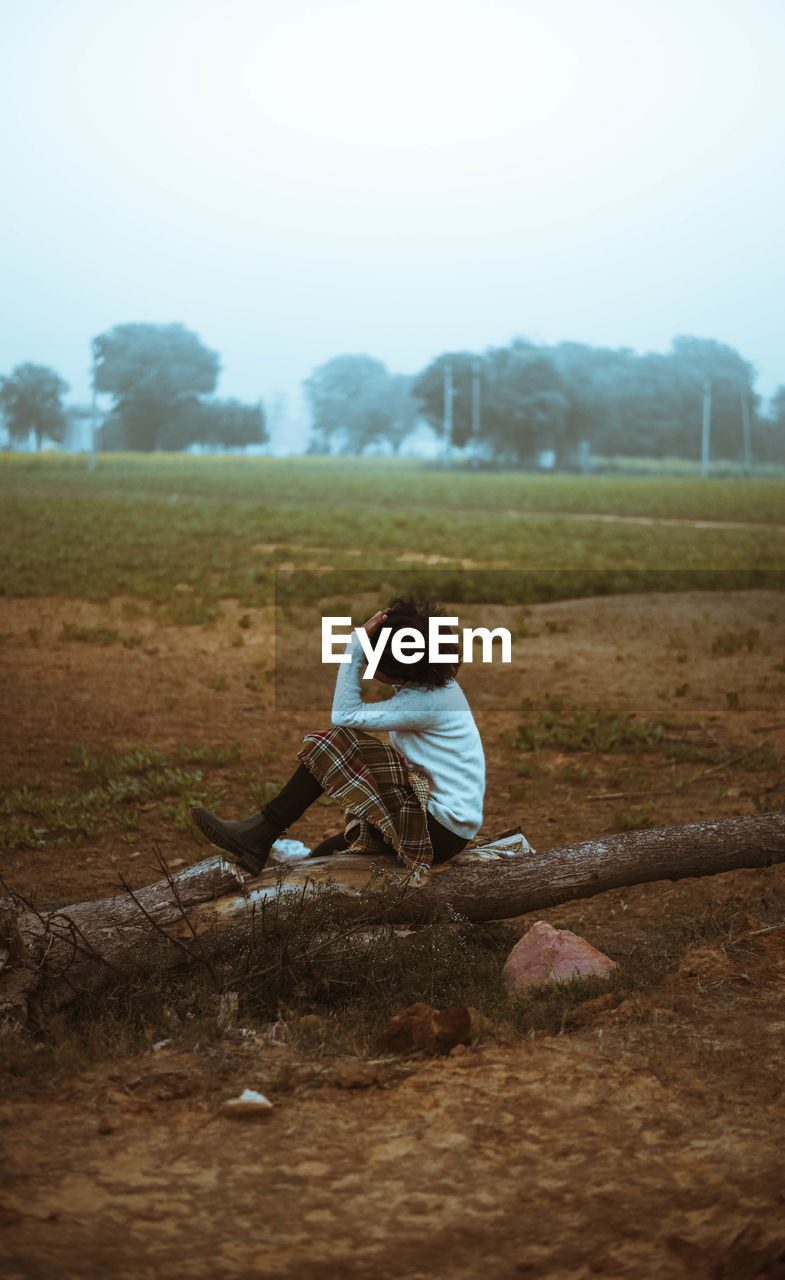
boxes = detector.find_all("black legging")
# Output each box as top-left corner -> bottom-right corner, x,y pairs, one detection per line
265,763 -> 469,864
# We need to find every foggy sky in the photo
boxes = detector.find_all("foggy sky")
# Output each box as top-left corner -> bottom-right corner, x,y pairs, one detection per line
2,0 -> 784,450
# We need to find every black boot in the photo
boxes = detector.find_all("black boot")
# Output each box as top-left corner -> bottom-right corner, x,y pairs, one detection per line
190,807 -> 281,875
191,764 -> 325,876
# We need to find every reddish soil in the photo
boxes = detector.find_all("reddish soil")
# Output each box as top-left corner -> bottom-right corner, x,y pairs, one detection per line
1,590 -> 785,1278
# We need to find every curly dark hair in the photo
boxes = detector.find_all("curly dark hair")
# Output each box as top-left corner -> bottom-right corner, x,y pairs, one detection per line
374,594 -> 461,688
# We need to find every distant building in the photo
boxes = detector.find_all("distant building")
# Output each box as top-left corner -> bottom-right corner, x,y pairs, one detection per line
63,406 -> 94,452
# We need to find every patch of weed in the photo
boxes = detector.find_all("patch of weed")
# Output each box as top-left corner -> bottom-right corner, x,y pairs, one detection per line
753,792 -> 785,814
245,778 -> 285,810
155,596 -> 220,627
0,744 -> 232,851
660,740 -> 723,765
175,742 -> 240,766
613,805 -> 657,832
561,763 -> 595,782
66,744 -> 168,778
514,758 -> 542,778
59,622 -> 119,646
741,745 -> 779,772
712,629 -> 760,654
7,858 -> 785,1094
0,816 -> 48,850
223,877 -> 519,1038
514,701 -> 674,754
604,766 -> 634,788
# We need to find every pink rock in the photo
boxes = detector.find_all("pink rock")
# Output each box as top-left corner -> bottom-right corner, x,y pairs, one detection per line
502,920 -> 616,991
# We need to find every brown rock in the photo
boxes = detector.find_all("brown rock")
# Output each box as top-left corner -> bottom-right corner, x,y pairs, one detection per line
503,920 -> 616,992
332,1060 -> 382,1089
379,1002 -> 487,1055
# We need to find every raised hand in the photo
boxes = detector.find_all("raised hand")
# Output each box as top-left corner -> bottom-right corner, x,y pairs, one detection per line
358,609 -> 388,639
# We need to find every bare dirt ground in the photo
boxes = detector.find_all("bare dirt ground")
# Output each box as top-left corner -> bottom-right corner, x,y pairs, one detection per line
2,590 -> 785,1279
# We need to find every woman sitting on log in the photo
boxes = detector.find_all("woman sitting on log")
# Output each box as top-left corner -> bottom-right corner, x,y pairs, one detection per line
191,596 -> 486,879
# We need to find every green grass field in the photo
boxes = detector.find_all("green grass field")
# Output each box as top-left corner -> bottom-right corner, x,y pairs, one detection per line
1,453 -> 783,614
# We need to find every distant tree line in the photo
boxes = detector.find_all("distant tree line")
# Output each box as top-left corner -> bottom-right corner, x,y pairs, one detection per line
2,324 -> 784,464
93,323 -> 267,452
0,323 -> 267,452
0,363 -> 70,450
305,337 -> 785,466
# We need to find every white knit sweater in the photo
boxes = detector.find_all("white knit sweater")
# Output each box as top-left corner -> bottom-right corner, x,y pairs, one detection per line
330,635 -> 485,838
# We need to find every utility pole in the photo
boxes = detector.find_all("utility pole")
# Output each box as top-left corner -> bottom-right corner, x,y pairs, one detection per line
700,378 -> 711,477
740,389 -> 752,474
471,359 -> 481,438
89,347 -> 98,473
443,361 -> 453,467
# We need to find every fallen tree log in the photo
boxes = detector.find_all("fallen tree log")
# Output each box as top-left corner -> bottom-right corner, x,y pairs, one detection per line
0,856 -> 242,1031
2,812 -> 784,1029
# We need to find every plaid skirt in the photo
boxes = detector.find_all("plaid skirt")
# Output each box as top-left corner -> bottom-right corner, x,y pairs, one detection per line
297,726 -> 433,878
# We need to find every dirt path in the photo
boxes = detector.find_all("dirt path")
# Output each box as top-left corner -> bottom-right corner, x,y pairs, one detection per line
505,510 -> 785,533
1,589 -> 785,1277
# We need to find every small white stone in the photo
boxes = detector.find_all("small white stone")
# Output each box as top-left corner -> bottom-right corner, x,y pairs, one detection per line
220,1089 -> 274,1118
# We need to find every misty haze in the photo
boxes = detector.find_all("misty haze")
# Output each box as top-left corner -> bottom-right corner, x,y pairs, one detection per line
1,0 -> 784,465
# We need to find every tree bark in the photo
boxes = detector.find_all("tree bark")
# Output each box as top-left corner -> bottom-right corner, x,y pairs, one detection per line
2,812 -> 784,1030
202,811 -> 785,928
391,811 -> 785,922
